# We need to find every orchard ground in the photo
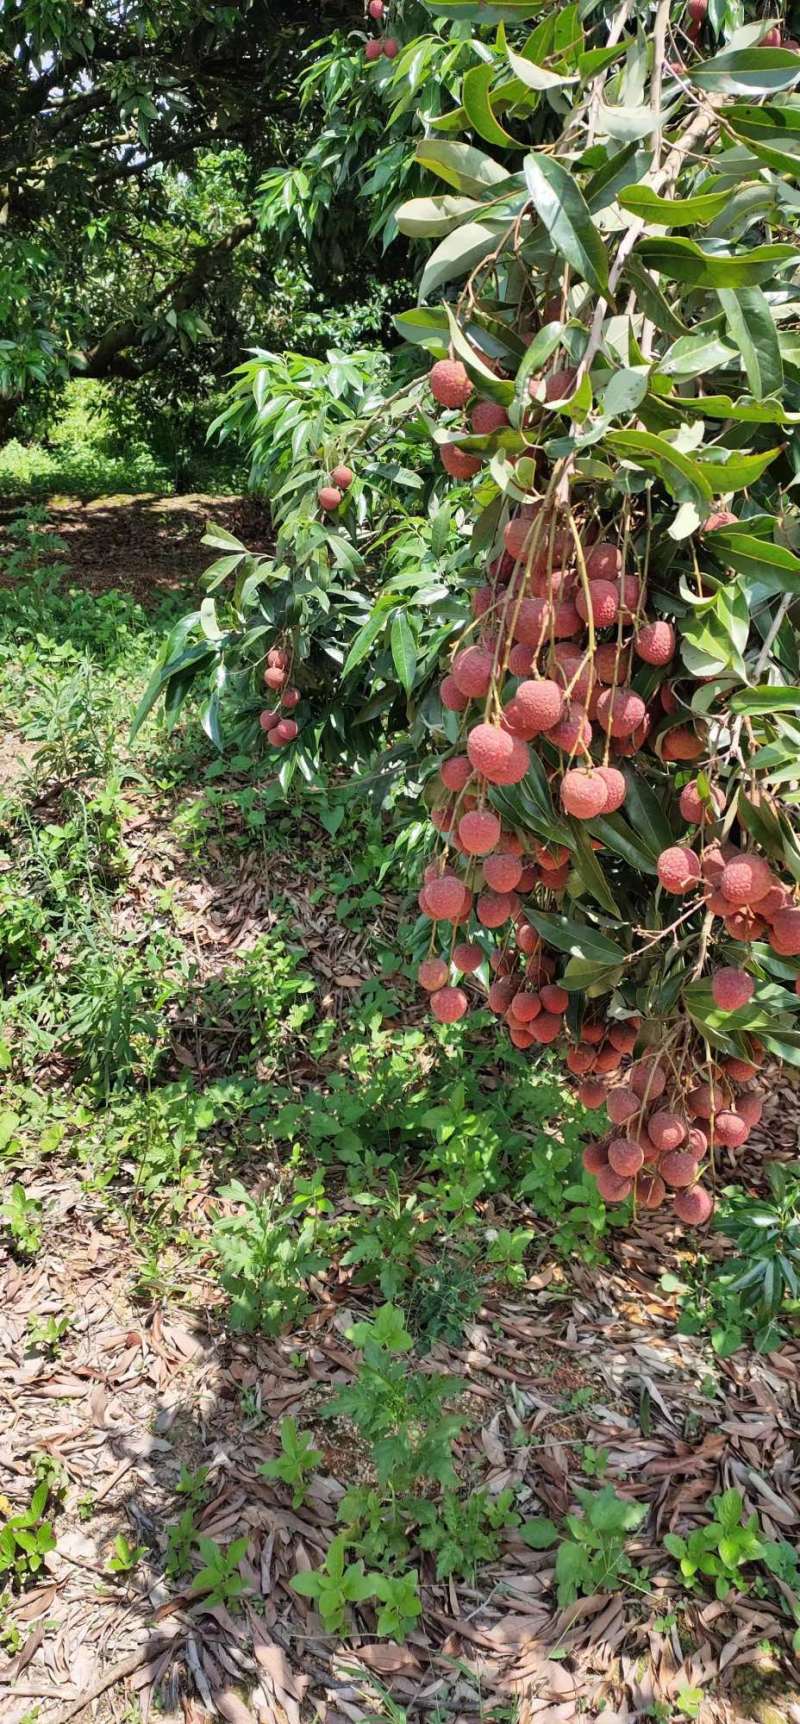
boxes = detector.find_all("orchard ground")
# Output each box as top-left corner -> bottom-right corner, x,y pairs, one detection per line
1,496 -> 800,1724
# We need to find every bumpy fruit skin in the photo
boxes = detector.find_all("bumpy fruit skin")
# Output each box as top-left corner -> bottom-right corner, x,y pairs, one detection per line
578,1080 -> 607,1109
607,1086 -> 638,1125
425,875 -> 467,921
430,359 -> 472,409
630,1059 -> 667,1101
503,679 -> 563,738
477,890 -> 513,928
452,942 -> 482,975
540,982 -> 568,1014
471,400 -> 509,435
661,1150 -> 699,1189
264,664 -> 286,689
364,37 -> 383,59
648,1110 -> 686,1153
657,844 -> 701,893
484,852 -> 523,892
713,1109 -> 748,1148
530,1011 -> 562,1044
440,755 -> 472,793
635,620 -> 676,666
567,1045 -> 594,1075
583,1141 -> 609,1174
382,36 -> 399,57
661,726 -> 704,762
688,0 -> 707,17
281,687 -> 300,710
721,854 -> 773,907
586,542 -> 621,582
274,718 -> 297,742
711,967 -> 754,1012
458,809 -> 501,856
576,579 -> 618,629
771,907 -> 800,955
541,367 -> 577,402
513,597 -> 548,647
679,779 -> 723,824
418,957 -> 449,991
504,513 -> 537,561
452,645 -> 493,698
596,686 -> 646,739
609,1138 -> 644,1177
595,1165 -> 633,1202
318,485 -> 343,512
561,769 -> 608,820
259,709 -> 279,731
467,722 -> 529,785
440,674 -> 469,713
674,1184 -> 714,1224
687,1081 -> 721,1119
440,442 -> 481,480
508,643 -> 533,676
636,1171 -> 666,1210
331,464 -> 353,490
736,1092 -> 763,1128
596,765 -> 626,813
430,986 -> 468,1023
368,0 -> 384,16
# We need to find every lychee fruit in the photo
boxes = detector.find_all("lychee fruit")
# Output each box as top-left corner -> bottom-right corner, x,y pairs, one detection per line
452,942 -> 483,974
331,464 -> 354,490
636,1171 -> 667,1210
711,967 -> 754,1012
657,845 -> 701,893
578,1080 -> 608,1109
736,1092 -> 763,1128
594,1046 -> 622,1074
596,766 -> 627,813
583,1141 -> 609,1175
382,37 -> 399,58
674,1185 -> 714,1225
274,718 -> 297,743
440,674 -> 469,712
647,1110 -> 686,1154
770,907 -> 800,955
594,642 -> 630,684
281,687 -> 300,709
364,37 -> 383,59
687,1126 -> 708,1158
510,990 -> 541,1023
661,1150 -> 699,1189
720,854 -> 773,907
575,580 -> 619,629
541,367 -> 577,402
471,400 -> 509,435
722,1056 -> 758,1082
586,543 -> 621,582
418,957 -> 449,991
609,1138 -> 644,1177
686,1081 -> 721,1119
540,983 -> 568,1014
504,514 -> 538,562
440,443 -> 481,481
459,808 -> 501,856
503,679 -> 563,737
608,1021 -> 638,1054
452,645 -> 493,698
661,727 -> 704,762
259,709 -> 279,731
596,686 -> 647,739
440,755 -> 472,793
549,703 -> 592,753
635,620 -> 676,666
430,986 -> 468,1023
560,769 -> 608,820
595,1165 -> 633,1203
430,359 -> 471,409
484,852 -> 523,892
712,1109 -> 748,1148
679,779 -> 723,824
508,643 -> 534,676
512,596 -> 549,648
477,890 -> 514,928
529,1012 -> 562,1043
567,1045 -> 595,1075
630,1059 -> 667,1101
264,665 -> 287,690
607,1086 -> 639,1125
425,875 -> 467,921
368,0 -> 384,16
318,485 -> 343,512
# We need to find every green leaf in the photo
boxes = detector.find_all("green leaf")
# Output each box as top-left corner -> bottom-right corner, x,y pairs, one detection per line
415,138 -> 512,198
462,64 -> 515,147
726,101 -> 800,178
520,1517 -> 559,1548
690,46 -> 800,94
500,22 -> 577,89
717,287 -> 783,400
423,0 -> 542,16
523,154 -> 609,296
729,685 -> 800,714
395,195 -> 480,238
390,612 -> 417,694
618,184 -> 733,225
706,530 -> 800,597
419,220 -> 505,301
638,236 -> 799,289
525,911 -> 626,964
603,429 -> 712,506
341,605 -> 390,679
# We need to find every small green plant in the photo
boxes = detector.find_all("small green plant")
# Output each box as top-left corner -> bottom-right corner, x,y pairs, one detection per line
214,1179 -> 329,1335
522,1486 -> 648,1606
165,1509 -> 200,1582
106,1533 -> 147,1575
26,1313 -> 70,1356
1,1184 -> 43,1256
0,1484 -> 57,1588
372,1570 -> 422,1641
176,1465 -> 210,1508
260,1418 -> 322,1508
191,1537 -> 250,1610
664,1489 -> 766,1601
485,1227 -> 534,1288
329,1304 -> 466,1493
417,1489 -> 519,1581
291,1534 -> 376,1635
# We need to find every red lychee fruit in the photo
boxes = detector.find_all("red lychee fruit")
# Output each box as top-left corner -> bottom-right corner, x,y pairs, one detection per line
630,1059 -> 667,1101
594,642 -> 631,684
657,844 -> 701,894
635,620 -> 676,666
504,513 -> 539,562
452,645 -> 493,698
607,1086 -> 639,1126
711,967 -> 754,1012
560,769 -> 608,820
596,686 -> 647,739
418,956 -> 449,991
687,1126 -> 708,1158
578,1080 -> 608,1109
458,808 -> 502,856
688,0 -> 707,17
686,1081 -> 721,1120
636,1171 -> 667,1209
488,978 -> 515,1013
365,37 -> 383,59
583,1141 -> 609,1174
471,400 -> 509,435
331,464 -> 354,490
425,875 -> 467,921
264,665 -> 287,690
586,542 -> 621,582
647,1110 -> 686,1153
542,367 -> 578,402
575,579 -> 619,629
548,702 -> 592,753
430,986 -> 468,1023
259,709 -> 279,731
529,1011 -> 562,1044
440,443 -> 481,481
440,674 -> 469,712
440,755 -> 472,793
608,1020 -> 638,1054
382,37 -> 399,58
594,1046 -> 622,1074
452,942 -> 482,974
761,23 -> 781,45
736,1092 -> 763,1128
674,1185 -> 714,1225
722,1056 -> 758,1082
712,1109 -> 748,1148
274,718 -> 297,743
595,1165 -> 633,1203
368,0 -> 384,17
567,1045 -> 595,1075
609,1137 -> 644,1177
540,983 -> 568,1014
503,679 -> 563,738
477,890 -> 514,928
508,643 -> 534,676
483,853 -> 523,893
281,687 -> 300,709
553,599 -> 582,639
512,596 -> 549,648
661,1150 -> 698,1188
679,779 -> 723,824
510,990 -> 541,1023
662,727 -> 704,762
596,766 -> 627,813
430,359 -> 471,409
770,907 -> 800,955
509,1023 -> 535,1049
319,485 -> 343,512
581,1022 -> 605,1045
721,854 -> 773,907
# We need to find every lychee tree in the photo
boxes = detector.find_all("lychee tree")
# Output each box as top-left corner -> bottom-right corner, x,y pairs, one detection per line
144,0 -> 800,1227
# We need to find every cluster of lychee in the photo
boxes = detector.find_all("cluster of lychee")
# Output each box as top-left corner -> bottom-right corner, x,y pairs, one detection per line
318,464 -> 354,515
684,0 -> 793,48
259,645 -> 301,747
657,840 -> 800,958
364,0 -> 398,60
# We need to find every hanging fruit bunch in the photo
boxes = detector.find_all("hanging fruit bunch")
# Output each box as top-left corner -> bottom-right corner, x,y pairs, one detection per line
400,1 -> 800,1227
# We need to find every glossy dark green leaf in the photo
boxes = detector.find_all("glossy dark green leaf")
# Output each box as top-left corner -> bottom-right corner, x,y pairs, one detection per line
690,46 -> 800,95
415,138 -> 512,197
717,286 -> 783,399
706,530 -> 800,596
730,685 -> 800,714
523,154 -> 609,296
638,237 -> 799,289
618,183 -> 733,225
462,64 -> 515,146
525,911 -> 626,964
